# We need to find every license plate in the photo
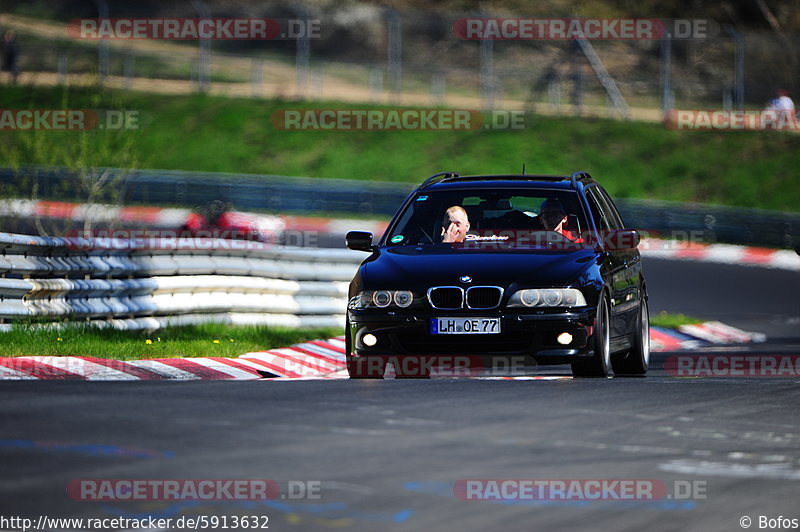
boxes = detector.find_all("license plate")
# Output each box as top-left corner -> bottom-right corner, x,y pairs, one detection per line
431,317 -> 501,334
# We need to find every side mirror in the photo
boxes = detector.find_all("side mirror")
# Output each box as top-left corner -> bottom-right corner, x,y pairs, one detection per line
604,229 -> 640,251
583,229 -> 640,251
346,231 -> 374,252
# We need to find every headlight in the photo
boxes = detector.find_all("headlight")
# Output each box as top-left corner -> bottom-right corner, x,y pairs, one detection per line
394,290 -> 413,308
520,290 -> 540,306
348,290 -> 417,309
508,288 -> 587,308
372,290 -> 392,308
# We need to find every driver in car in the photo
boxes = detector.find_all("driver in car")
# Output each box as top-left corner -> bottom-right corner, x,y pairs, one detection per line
441,205 -> 470,243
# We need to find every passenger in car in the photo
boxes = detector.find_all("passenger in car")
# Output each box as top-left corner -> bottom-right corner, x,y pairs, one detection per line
537,198 -> 582,241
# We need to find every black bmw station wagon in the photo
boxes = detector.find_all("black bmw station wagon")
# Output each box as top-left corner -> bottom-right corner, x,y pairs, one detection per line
345,172 -> 649,379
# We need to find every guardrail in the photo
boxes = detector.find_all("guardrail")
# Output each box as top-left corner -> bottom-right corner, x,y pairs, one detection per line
2,166 -> 799,249
0,232 -> 361,331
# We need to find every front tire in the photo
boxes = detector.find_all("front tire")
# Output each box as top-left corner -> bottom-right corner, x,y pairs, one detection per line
612,297 -> 649,376
571,296 -> 612,378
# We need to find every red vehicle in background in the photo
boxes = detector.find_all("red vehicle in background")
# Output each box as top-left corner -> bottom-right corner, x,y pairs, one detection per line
180,201 -> 283,243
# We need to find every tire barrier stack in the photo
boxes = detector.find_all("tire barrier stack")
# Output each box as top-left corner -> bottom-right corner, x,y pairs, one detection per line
0,232 -> 362,331
1,166 -> 797,250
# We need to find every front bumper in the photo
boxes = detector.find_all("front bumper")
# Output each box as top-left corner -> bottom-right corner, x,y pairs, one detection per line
348,307 -> 596,364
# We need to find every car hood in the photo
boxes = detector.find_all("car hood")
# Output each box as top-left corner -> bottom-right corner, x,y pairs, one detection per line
361,246 -> 598,288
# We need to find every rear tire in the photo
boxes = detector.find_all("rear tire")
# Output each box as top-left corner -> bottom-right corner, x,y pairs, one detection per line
571,296 -> 612,378
612,297 -> 649,376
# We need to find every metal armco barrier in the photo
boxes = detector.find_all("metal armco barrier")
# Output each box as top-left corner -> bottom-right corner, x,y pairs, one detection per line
1,167 -> 798,249
0,232 -> 361,331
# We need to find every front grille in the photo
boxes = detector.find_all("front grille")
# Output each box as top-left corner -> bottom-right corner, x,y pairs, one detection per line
466,286 -> 503,309
428,287 -> 464,309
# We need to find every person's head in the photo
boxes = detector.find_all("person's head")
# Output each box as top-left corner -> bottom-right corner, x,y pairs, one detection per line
441,205 -> 470,242
778,89 -> 789,97
539,198 -> 567,231
4,30 -> 14,42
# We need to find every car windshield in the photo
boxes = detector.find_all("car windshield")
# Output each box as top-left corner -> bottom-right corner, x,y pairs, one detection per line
385,188 -> 590,250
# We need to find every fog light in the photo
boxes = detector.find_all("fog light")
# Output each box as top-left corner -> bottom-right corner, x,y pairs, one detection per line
557,332 -> 573,345
362,333 -> 377,347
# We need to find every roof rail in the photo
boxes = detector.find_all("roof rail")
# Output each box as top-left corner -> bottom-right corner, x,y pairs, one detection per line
438,174 -> 569,184
569,171 -> 593,188
420,171 -> 460,188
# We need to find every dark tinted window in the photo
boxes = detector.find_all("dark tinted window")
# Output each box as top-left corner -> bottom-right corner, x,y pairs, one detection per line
585,188 -> 611,231
595,186 -> 625,230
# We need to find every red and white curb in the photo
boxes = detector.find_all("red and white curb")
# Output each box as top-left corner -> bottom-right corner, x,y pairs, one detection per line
0,338 -> 349,381
640,238 -> 800,271
0,322 -> 766,381
650,322 -> 764,351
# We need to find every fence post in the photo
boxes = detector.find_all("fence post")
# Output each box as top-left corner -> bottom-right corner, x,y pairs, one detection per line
192,0 -> 211,92
369,67 -> 383,103
295,6 -> 311,99
251,58 -> 263,98
480,27 -> 495,110
431,73 -> 446,106
725,26 -> 745,111
661,32 -> 673,119
123,53 -> 135,89
57,54 -> 68,85
571,40 -> 582,116
386,8 -> 402,100
92,0 -> 109,87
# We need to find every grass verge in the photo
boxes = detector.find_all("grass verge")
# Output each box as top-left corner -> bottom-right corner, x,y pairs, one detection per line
0,323 -> 341,360
650,311 -> 703,329
1,85 -> 800,212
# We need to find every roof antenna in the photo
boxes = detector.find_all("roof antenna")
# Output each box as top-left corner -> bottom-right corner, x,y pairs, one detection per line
522,163 -> 526,175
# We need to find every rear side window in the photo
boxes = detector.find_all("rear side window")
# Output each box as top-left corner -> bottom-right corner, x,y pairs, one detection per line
595,187 -> 626,230
585,188 -> 611,231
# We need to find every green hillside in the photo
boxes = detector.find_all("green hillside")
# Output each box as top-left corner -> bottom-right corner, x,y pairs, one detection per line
1,84 -> 799,212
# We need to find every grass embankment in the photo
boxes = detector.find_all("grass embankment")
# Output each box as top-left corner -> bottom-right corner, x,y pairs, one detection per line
1,85 -> 800,212
649,312 -> 702,329
0,323 -> 341,359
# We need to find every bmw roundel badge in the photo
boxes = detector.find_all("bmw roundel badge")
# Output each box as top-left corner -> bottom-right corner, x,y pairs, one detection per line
459,275 -> 472,283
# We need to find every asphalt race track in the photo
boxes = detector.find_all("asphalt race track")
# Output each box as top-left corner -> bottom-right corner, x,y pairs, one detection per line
1,257 -> 798,532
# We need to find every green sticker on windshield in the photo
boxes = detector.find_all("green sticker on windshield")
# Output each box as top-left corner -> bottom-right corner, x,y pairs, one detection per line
391,235 -> 404,243
416,196 -> 428,201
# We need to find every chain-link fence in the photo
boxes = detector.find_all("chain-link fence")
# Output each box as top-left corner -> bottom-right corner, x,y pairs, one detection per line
4,6 -> 799,118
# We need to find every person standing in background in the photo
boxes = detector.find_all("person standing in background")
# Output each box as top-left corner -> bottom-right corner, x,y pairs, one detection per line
2,30 -> 19,84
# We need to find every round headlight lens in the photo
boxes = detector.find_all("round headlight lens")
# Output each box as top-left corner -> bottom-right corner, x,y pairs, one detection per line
372,290 -> 392,308
543,289 -> 562,306
520,290 -> 540,307
394,290 -> 413,308
562,290 -> 579,306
